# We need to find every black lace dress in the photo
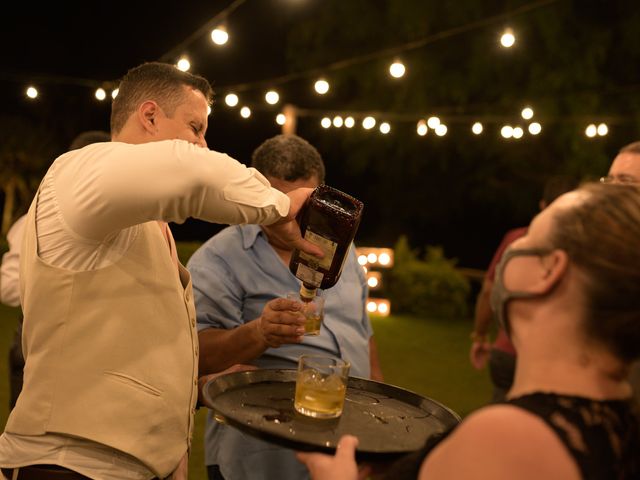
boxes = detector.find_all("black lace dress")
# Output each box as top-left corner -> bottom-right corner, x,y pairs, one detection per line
382,393 -> 640,480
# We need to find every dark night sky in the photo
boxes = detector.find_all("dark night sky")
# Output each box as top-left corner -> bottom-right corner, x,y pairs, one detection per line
2,1 -> 638,269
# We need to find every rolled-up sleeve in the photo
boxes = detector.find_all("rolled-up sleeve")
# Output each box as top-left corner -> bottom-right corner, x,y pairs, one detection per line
0,215 -> 26,307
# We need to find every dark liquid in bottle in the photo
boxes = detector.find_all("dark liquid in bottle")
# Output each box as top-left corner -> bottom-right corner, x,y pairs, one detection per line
289,185 -> 364,298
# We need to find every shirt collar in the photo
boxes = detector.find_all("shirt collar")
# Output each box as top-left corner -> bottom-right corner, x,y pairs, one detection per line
240,224 -> 264,250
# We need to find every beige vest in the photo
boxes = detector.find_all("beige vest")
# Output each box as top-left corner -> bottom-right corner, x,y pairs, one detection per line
7,195 -> 199,477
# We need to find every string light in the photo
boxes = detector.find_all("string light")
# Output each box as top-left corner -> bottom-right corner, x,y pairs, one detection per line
224,93 -> 239,107
521,107 -> 534,119
265,90 -> 279,105
276,113 -> 286,125
512,126 -> 524,139
211,26 -> 229,45
95,88 -> 107,101
379,122 -> 391,134
435,124 -> 448,136
240,106 -> 251,118
26,86 -> 38,99
501,125 -> 514,138
333,116 -> 343,127
389,60 -> 406,78
472,122 -> 483,134
597,123 -> 608,136
314,79 -> 329,95
111,88 -> 119,99
321,117 -> 331,128
344,116 -> 355,128
585,124 -> 597,137
362,116 -> 376,129
528,122 -> 542,134
500,27 -> 515,47
417,120 -> 428,136
427,116 -> 440,129
176,58 -> 191,72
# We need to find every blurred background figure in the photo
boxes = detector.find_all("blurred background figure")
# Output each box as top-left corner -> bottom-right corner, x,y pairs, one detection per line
469,174 -> 579,402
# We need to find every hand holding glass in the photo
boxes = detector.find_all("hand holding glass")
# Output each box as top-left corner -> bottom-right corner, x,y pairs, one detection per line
286,292 -> 324,335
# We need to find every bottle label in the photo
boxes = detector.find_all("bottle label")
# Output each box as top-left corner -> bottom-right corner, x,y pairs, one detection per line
300,230 -> 336,270
295,263 -> 324,287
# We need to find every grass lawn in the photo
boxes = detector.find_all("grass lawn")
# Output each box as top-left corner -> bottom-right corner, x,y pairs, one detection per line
0,304 -> 491,479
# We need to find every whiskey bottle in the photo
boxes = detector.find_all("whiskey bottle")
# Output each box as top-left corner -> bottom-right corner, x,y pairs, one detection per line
289,184 -> 364,301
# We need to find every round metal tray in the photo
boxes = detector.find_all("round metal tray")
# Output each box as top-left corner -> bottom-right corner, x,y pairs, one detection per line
202,369 -> 460,459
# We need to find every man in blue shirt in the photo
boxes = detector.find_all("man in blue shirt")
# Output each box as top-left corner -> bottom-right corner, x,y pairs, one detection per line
188,134 -> 383,480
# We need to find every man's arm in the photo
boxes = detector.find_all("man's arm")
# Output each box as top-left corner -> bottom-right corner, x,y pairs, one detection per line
469,277 -> 494,369
198,297 -> 306,374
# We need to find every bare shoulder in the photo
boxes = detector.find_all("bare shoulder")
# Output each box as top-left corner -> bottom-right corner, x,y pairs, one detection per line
419,404 -> 581,480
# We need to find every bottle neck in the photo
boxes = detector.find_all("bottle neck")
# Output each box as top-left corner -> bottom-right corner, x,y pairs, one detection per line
299,284 -> 317,302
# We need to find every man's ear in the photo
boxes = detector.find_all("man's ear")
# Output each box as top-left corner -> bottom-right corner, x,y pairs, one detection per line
138,101 -> 159,134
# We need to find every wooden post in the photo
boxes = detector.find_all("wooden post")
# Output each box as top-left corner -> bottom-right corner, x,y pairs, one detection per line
282,104 -> 297,135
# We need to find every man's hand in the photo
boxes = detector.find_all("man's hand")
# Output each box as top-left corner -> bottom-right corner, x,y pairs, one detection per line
263,187 -> 324,258
296,435 -> 360,480
198,364 -> 257,407
255,297 -> 307,348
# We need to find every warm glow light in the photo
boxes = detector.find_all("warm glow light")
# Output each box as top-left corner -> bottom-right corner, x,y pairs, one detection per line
500,28 -> 515,48
427,116 -> 440,129
512,126 -> 524,139
521,107 -> 534,119
435,124 -> 447,136
321,117 -> 331,128
265,90 -> 279,105
26,86 -> 38,99
417,120 -> 428,136
240,106 -> 251,118
225,93 -> 239,107
585,124 -> 597,138
358,255 -> 368,266
389,60 -> 406,78
367,253 -> 378,263
367,301 -> 377,313
528,122 -> 542,135
207,106 -> 212,116
176,58 -> 191,72
597,123 -> 608,136
362,116 -> 376,129
314,79 -> 329,95
344,116 -> 355,128
377,302 -> 389,315
333,116 -> 344,128
211,26 -> 229,45
366,299 -> 391,316
95,88 -> 106,101
501,125 -> 514,138
367,277 -> 379,288
111,88 -> 119,99
472,122 -> 483,134
379,122 -> 391,134
276,113 -> 286,125
378,253 -> 391,266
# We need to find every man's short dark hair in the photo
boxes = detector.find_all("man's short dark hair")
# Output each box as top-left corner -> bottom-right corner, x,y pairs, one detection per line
251,134 -> 325,184
110,62 -> 214,134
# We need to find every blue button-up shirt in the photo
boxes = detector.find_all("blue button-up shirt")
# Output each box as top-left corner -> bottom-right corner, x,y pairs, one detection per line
187,224 -> 373,479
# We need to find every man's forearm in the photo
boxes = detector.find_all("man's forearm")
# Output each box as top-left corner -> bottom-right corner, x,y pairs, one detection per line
198,321 -> 268,374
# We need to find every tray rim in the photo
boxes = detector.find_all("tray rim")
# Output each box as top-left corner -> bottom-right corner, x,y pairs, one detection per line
202,368 -> 461,458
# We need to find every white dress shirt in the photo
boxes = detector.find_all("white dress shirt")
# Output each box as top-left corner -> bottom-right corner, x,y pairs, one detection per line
0,139 -> 290,479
